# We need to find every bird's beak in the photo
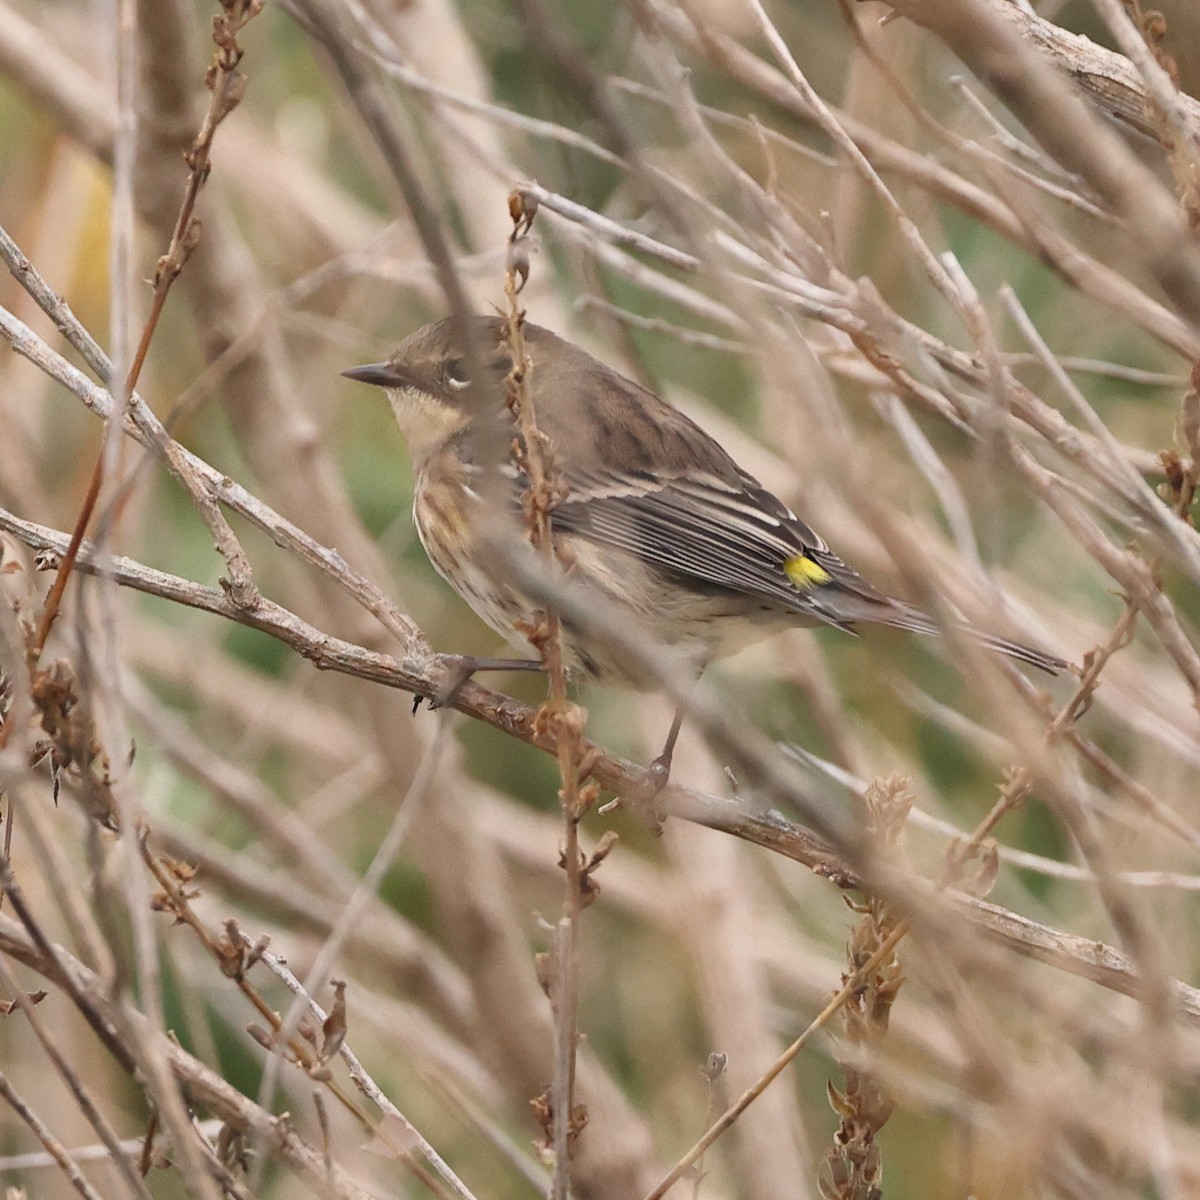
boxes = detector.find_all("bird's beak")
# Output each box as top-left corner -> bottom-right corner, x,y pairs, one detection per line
341,361 -> 410,388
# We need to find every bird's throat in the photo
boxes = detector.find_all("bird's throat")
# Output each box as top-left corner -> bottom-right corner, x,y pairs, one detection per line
387,386 -> 468,462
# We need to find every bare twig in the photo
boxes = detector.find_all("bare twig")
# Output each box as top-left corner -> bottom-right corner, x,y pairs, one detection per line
818,777 -> 910,1200
0,295 -> 423,652
0,1067 -> 107,1200
30,0 -> 264,658
7,507 -> 1196,1020
879,0 -> 1200,325
500,191 -> 593,1199
0,951 -> 153,1200
0,910 -> 377,1200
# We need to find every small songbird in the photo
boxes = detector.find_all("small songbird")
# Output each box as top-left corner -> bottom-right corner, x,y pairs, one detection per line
343,315 -> 1064,702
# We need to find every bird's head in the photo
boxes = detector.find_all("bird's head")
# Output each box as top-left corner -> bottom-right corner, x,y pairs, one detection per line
342,315 -> 514,462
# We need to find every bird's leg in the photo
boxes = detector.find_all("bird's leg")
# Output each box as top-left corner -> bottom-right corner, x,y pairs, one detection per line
429,653 -> 546,709
646,704 -> 686,791
605,704 -> 687,824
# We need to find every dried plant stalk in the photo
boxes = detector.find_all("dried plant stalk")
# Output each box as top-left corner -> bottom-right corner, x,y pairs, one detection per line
819,776 -> 911,1200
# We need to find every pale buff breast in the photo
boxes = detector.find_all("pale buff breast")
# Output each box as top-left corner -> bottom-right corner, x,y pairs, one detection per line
412,455 -> 798,687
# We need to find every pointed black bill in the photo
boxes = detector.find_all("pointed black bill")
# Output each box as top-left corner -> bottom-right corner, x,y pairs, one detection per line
341,362 -> 407,387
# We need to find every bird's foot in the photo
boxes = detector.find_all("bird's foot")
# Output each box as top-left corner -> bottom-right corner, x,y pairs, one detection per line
424,653 -> 546,710
602,749 -> 673,831
645,747 -> 674,795
603,705 -> 685,828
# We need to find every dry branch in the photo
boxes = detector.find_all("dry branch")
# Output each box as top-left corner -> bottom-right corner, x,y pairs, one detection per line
4,508 -> 1199,1031
4,0 -> 1200,1195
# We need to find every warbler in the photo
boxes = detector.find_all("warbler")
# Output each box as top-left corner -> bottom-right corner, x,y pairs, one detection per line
343,315 -> 1064,693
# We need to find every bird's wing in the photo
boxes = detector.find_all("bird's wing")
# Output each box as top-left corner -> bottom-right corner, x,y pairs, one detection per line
551,465 -> 894,630
505,334 -> 901,628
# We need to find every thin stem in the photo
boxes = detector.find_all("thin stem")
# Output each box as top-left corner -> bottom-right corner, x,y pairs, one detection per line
501,192 -> 588,1199
30,0 -> 263,659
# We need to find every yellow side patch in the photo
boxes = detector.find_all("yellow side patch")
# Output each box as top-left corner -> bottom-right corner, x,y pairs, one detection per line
784,555 -> 832,589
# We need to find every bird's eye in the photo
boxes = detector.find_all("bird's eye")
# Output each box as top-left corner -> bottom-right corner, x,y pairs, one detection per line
445,360 -> 470,391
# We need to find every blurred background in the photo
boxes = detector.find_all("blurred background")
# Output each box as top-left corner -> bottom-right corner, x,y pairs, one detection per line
2,0 -> 1200,1197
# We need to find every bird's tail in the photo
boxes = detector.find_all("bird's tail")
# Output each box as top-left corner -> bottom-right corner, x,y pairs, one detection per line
956,626 -> 1066,675
817,591 -> 1067,676
881,604 -> 1066,676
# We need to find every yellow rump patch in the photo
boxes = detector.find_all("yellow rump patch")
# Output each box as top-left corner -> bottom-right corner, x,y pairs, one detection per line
784,555 -> 832,589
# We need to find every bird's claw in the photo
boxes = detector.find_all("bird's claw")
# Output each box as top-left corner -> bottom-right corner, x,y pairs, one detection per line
431,656 -> 479,709
613,754 -> 672,832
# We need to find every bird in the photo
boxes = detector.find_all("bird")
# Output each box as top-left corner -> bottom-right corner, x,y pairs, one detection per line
343,315 -> 1063,763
